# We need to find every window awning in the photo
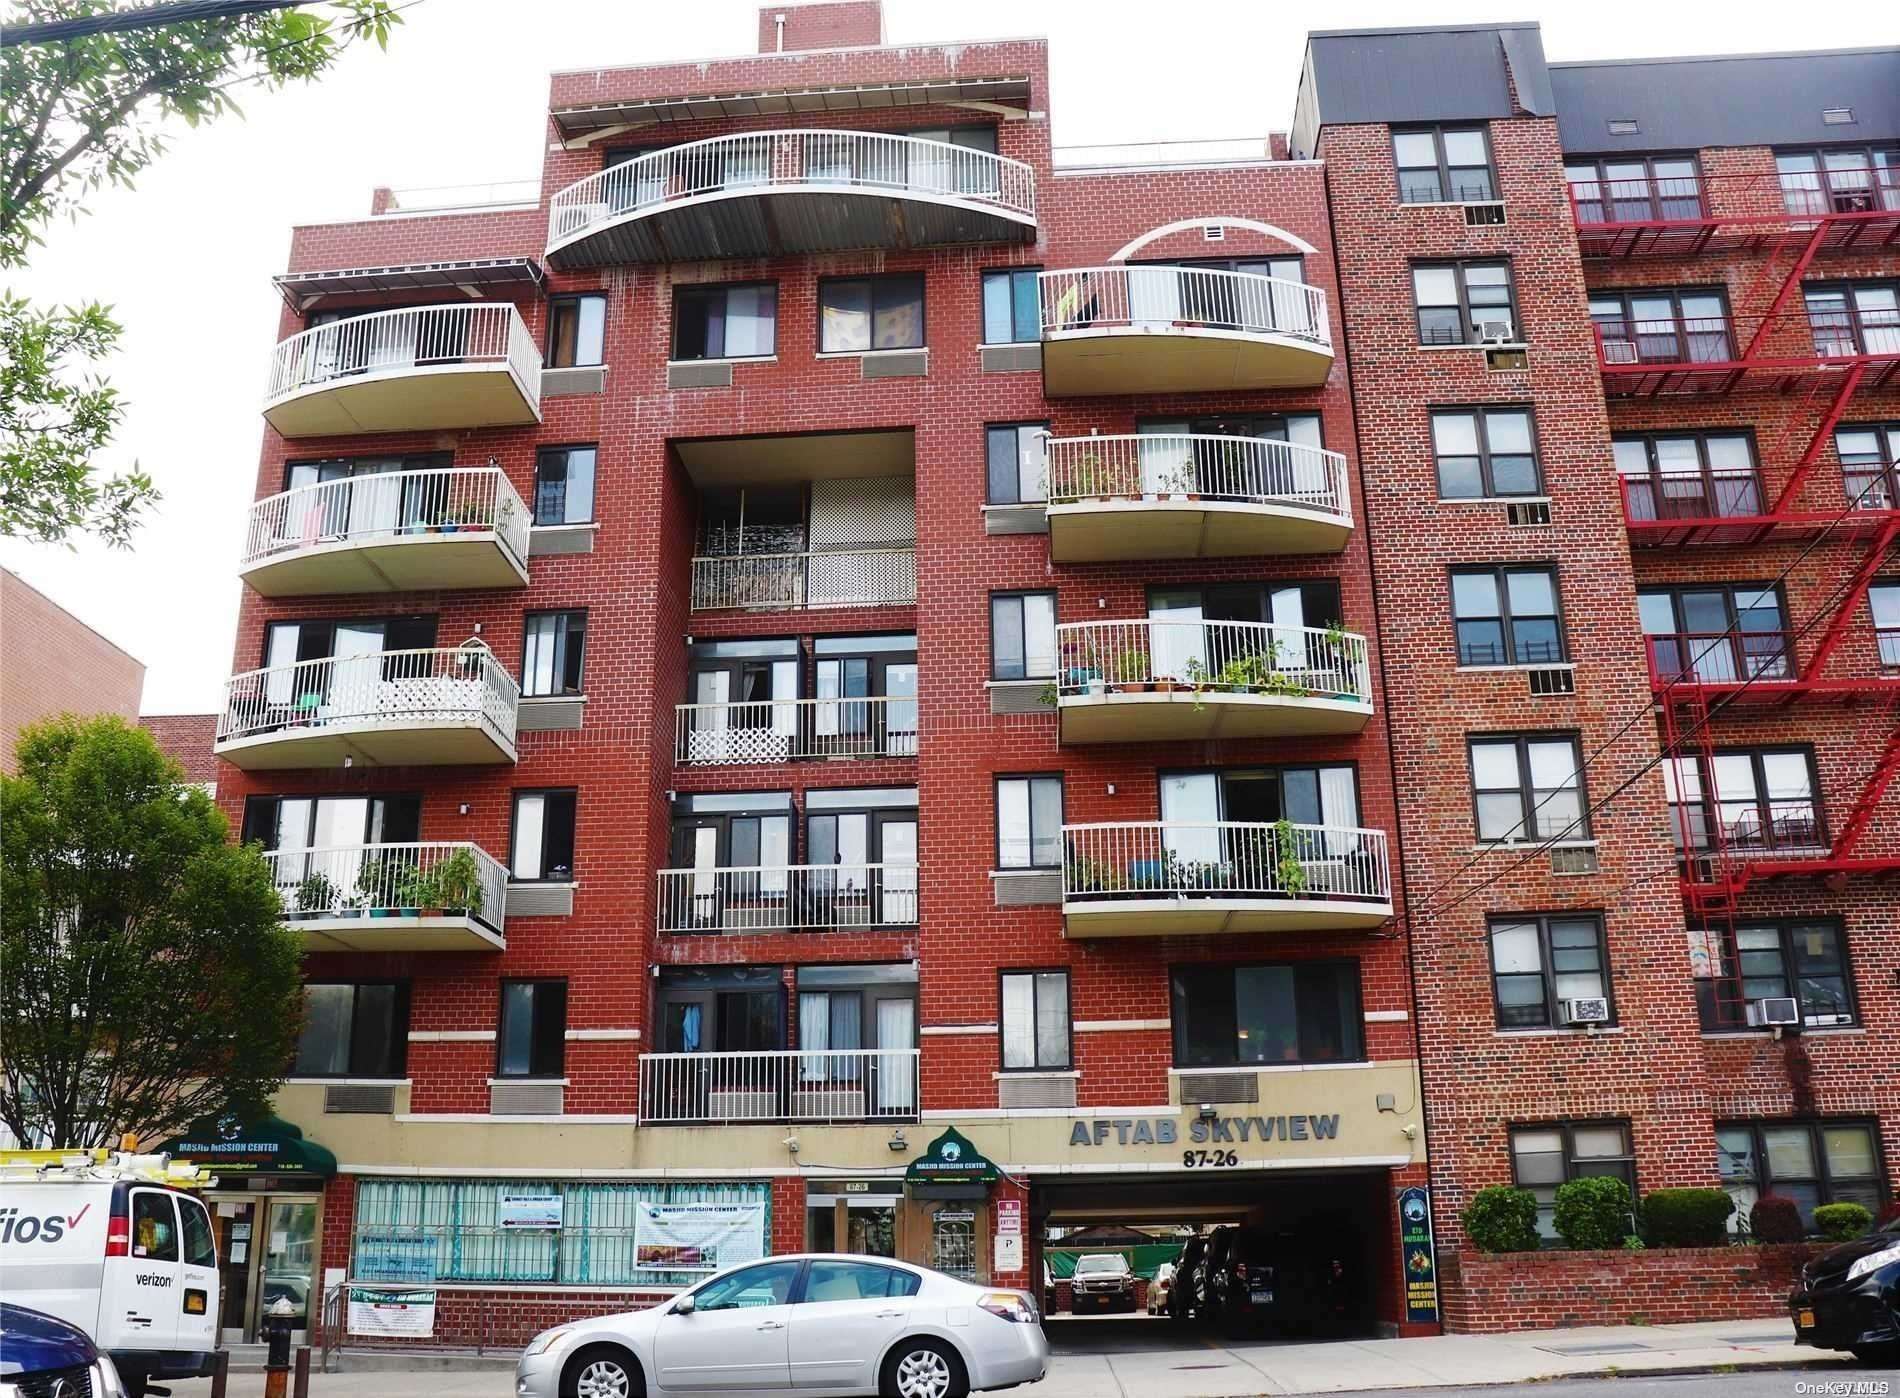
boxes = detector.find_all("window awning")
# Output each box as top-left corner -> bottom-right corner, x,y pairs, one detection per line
156,1115 -> 338,1179
274,257 -> 544,311
552,77 -> 1031,140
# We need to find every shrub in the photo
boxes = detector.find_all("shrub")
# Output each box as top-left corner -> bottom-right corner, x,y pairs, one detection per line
1748,1195 -> 1804,1244
1554,1175 -> 1634,1250
1813,1203 -> 1873,1243
1641,1188 -> 1736,1248
1463,1186 -> 1542,1253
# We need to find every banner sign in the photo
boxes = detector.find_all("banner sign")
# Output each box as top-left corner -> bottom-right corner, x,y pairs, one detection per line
347,1287 -> 435,1338
498,1189 -> 563,1231
905,1127 -> 999,1186
353,1235 -> 437,1284
633,1201 -> 766,1273
1398,1186 -> 1439,1325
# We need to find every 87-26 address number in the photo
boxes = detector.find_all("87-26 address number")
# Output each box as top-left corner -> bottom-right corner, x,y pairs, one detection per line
1182,1149 -> 1240,1168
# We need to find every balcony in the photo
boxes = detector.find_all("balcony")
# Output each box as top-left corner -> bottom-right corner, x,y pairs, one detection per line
689,549 -> 916,612
675,696 -> 916,766
545,130 -> 1035,267
1044,434 -> 1352,561
1594,309 -> 1900,397
266,841 -> 507,953
263,304 -> 542,437
1054,619 -> 1372,744
1037,266 -> 1332,396
1568,168 -> 1900,260
215,646 -> 520,770
656,862 -> 917,934
1620,471 -> 1769,547
238,467 -> 530,596
1646,632 -> 1796,698
1061,821 -> 1392,937
637,1048 -> 919,1125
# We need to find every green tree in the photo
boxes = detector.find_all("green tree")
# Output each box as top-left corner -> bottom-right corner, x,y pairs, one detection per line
0,0 -> 401,547
0,715 -> 303,1147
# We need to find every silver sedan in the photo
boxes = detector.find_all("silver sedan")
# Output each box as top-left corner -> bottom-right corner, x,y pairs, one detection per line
516,1254 -> 1047,1398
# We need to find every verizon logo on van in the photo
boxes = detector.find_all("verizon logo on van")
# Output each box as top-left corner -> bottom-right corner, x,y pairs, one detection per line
137,1272 -> 176,1287
0,1203 -> 90,1244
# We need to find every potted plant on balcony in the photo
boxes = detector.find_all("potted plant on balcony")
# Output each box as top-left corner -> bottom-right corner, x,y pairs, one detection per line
1273,817 -> 1309,898
355,855 -> 400,918
1062,637 -> 1104,696
1111,647 -> 1152,693
450,499 -> 495,531
426,848 -> 486,920
293,871 -> 339,920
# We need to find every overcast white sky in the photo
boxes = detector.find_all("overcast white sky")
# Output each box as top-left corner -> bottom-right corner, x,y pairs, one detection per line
4,0 -> 1893,713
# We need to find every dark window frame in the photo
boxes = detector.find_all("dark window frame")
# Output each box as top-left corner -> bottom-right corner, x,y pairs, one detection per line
1836,422 -> 1900,510
1666,744 -> 1826,856
997,967 -> 1072,1072
981,266 -> 1043,345
545,293 -> 606,368
1508,1118 -> 1638,1241
1488,912 -> 1614,1031
258,614 -> 436,670
1696,918 -> 1857,1033
279,449 -> 451,496
671,281 -> 780,361
1450,563 -> 1567,667
1716,1117 -> 1887,1229
1773,146 -> 1900,214
533,444 -> 598,527
817,273 -> 926,354
1431,405 -> 1543,500
1563,153 -> 1705,222
520,608 -> 588,698
1588,286 -> 1736,364
1392,123 -> 1497,204
1871,578 -> 1900,671
1637,581 -> 1792,683
1613,429 -> 1764,521
989,589 -> 1057,681
1167,958 -> 1366,1069
1467,731 -> 1590,843
1804,279 -> 1900,357
509,787 -> 579,883
994,773 -> 1064,871
289,979 -> 410,1079
985,421 -> 1050,505
495,977 -> 568,1079
1411,259 -> 1519,346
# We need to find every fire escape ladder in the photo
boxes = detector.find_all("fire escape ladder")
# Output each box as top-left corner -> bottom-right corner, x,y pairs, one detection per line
1666,687 -> 1747,1028
1769,361 -> 1867,514
1801,517 -> 1899,680
1739,217 -> 1831,361
1829,715 -> 1900,862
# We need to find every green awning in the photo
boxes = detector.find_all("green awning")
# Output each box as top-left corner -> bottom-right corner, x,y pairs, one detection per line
157,1115 -> 337,1178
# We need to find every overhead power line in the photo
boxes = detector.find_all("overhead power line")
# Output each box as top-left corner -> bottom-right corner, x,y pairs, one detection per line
4,1 -> 300,47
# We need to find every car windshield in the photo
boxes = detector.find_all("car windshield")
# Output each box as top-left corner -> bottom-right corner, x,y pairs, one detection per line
1076,1255 -> 1125,1274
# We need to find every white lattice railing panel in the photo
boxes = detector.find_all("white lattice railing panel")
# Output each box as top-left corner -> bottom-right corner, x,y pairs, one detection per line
217,646 -> 520,747
674,696 -> 918,765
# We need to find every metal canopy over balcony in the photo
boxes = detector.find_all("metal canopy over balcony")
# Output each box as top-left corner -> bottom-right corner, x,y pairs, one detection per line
215,645 -> 520,769
1062,821 -> 1392,937
674,428 -> 914,487
549,77 -> 1032,137
263,304 -> 543,437
273,257 -> 544,311
1038,266 -> 1332,397
1044,434 -> 1352,561
545,129 -> 1036,267
267,842 -> 508,953
656,862 -> 918,934
239,467 -> 530,596
1054,620 -> 1372,743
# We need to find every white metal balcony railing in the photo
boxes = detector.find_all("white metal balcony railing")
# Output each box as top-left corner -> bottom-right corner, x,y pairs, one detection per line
675,696 -> 918,766
264,841 -> 508,932
264,304 -> 542,412
1054,619 -> 1372,704
1063,821 -> 1392,905
217,646 -> 520,747
638,1048 -> 920,1125
1037,266 -> 1331,349
1044,433 -> 1351,520
656,862 -> 918,934
547,129 -> 1036,250
240,467 -> 530,570
689,549 -> 917,611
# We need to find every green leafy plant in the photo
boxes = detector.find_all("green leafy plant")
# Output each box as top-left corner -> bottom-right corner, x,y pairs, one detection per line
353,854 -> 402,914
1035,681 -> 1058,709
1747,1195 -> 1804,1244
293,871 -> 339,917
1640,1188 -> 1736,1248
425,849 -> 486,917
1462,1186 -> 1541,1253
1554,1175 -> 1634,1250
1813,1202 -> 1873,1243
1272,818 -> 1307,895
1111,647 -> 1151,687
1622,1234 -> 1646,1250
451,498 -> 495,527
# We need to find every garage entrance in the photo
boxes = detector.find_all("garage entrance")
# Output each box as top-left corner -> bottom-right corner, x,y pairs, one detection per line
1031,1168 -> 1393,1347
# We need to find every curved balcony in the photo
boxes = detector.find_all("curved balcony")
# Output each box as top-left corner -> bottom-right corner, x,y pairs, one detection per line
546,129 -> 1037,267
1055,619 -> 1372,744
266,841 -> 507,953
215,645 -> 519,770
1062,821 -> 1392,937
239,467 -> 530,596
1037,266 -> 1332,396
263,304 -> 542,437
1044,433 -> 1352,560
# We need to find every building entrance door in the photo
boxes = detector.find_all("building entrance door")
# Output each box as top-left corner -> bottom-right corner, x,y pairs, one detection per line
208,1192 -> 323,1343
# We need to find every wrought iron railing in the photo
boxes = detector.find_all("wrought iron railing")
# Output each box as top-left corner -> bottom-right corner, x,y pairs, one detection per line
1054,619 -> 1371,705
241,467 -> 529,570
1646,631 -> 1795,686
689,548 -> 916,611
265,841 -> 508,932
265,304 -> 541,411
656,862 -> 917,933
1668,801 -> 1826,856
217,646 -> 520,748
1620,470 -> 1764,522
1062,821 -> 1391,906
674,696 -> 917,765
1567,166 -> 1900,227
638,1048 -> 920,1124
1595,309 -> 1900,369
1045,433 -> 1350,521
1037,266 -> 1330,350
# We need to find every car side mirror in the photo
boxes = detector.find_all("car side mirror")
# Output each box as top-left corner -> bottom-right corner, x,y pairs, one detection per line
673,1293 -> 696,1316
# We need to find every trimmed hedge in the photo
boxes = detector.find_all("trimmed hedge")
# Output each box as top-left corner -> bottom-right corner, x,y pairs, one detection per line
1813,1202 -> 1873,1243
1641,1188 -> 1736,1247
1463,1185 -> 1541,1253
1554,1175 -> 1633,1251
1749,1195 -> 1804,1244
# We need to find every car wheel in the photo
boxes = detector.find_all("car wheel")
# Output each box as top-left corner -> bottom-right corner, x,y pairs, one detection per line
884,1339 -> 968,1398
563,1344 -> 641,1398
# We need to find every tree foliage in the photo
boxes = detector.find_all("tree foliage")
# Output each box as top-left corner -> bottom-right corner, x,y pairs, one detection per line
0,715 -> 304,1148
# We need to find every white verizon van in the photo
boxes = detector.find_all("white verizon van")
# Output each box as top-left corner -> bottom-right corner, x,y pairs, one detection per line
0,1155 -> 219,1397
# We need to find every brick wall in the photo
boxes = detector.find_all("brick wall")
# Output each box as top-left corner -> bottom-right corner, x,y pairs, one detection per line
141,713 -> 220,785
1,567 -> 145,773
1438,1244 -> 1812,1332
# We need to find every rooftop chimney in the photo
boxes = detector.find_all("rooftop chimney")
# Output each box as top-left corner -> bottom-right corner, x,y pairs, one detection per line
757,1 -> 883,54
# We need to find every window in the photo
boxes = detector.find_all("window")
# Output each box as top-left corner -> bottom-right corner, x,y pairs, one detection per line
1806,282 -> 1900,359
1393,126 -> 1495,203
546,294 -> 606,368
1490,915 -> 1610,1029
1451,566 -> 1564,666
522,611 -> 586,697
511,790 -> 577,881
1589,289 -> 1733,365
260,615 -> 435,671
1510,1122 -> 1636,1241
1695,920 -> 1855,1031
803,1259 -> 921,1302
996,775 -> 1062,870
1613,432 -> 1762,521
982,268 -> 1041,344
819,274 -> 924,353
131,1191 -> 179,1262
534,446 -> 596,526
1469,734 -> 1587,842
692,1259 -> 801,1310
1638,585 -> 1790,683
1000,969 -> 1070,1070
986,422 -> 1047,505
280,450 -> 448,500
179,1197 -> 217,1268
1717,1121 -> 1883,1232
1432,407 -> 1539,499
673,283 -> 777,360
1871,582 -> 1900,670
1836,424 -> 1900,510
1564,155 -> 1702,223
1412,261 -> 1516,345
293,982 -> 407,1077
990,591 -> 1056,681
242,793 -> 420,852
1663,748 -> 1821,855
1169,961 -> 1363,1067
497,979 -> 567,1078
1775,147 -> 1899,216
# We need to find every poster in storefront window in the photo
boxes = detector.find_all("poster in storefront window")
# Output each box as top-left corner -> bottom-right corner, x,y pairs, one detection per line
347,1287 -> 435,1338
1398,1186 -> 1439,1325
498,1189 -> 564,1231
633,1201 -> 766,1273
353,1234 -> 438,1284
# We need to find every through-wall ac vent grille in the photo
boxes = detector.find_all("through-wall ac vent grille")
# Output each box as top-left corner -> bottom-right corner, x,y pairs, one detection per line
1821,108 -> 1855,126
324,1083 -> 395,1114
1203,224 -> 1225,241
1464,202 -> 1506,227
1550,846 -> 1600,876
1506,501 -> 1552,527
1178,1073 -> 1259,1106
1607,118 -> 1640,136
1527,666 -> 1576,696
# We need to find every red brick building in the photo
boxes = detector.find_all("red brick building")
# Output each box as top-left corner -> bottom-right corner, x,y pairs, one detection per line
1,566 -> 145,773
194,3 -> 1895,1347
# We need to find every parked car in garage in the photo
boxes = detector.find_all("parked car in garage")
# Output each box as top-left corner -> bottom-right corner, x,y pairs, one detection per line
1068,1252 -> 1137,1313
1147,1259 -> 1175,1315
1207,1227 -> 1282,1335
1167,1236 -> 1208,1322
1190,1227 -> 1237,1321
1791,1222 -> 1900,1365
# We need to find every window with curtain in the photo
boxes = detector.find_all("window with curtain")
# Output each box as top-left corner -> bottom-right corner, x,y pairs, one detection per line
1000,970 -> 1069,1070
521,611 -> 586,697
498,979 -> 567,1078
990,592 -> 1057,680
819,275 -> 925,352
982,267 -> 1042,344
1510,1122 -> 1636,1241
996,775 -> 1062,870
1169,961 -> 1363,1067
673,283 -> 778,360
1489,915 -> 1610,1029
798,991 -> 864,1082
534,446 -> 596,526
986,423 -> 1048,504
511,790 -> 577,881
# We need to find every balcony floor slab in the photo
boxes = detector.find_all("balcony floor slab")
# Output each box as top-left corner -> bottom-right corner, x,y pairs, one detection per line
263,364 -> 539,437
1062,897 -> 1395,937
240,532 -> 529,596
291,913 -> 504,953
1058,690 -> 1372,743
1047,499 -> 1351,561
1042,328 -> 1333,397
216,718 -> 517,770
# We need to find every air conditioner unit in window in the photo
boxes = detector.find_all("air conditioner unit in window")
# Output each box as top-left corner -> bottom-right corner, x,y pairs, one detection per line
1602,339 -> 1639,364
1476,320 -> 1515,345
1561,997 -> 1612,1026
1746,997 -> 1801,1028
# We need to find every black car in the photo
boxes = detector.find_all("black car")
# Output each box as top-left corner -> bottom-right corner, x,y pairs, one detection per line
1192,1227 -> 1237,1320
1791,1224 -> 1900,1364
1207,1227 -> 1282,1334
1168,1236 -> 1208,1322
